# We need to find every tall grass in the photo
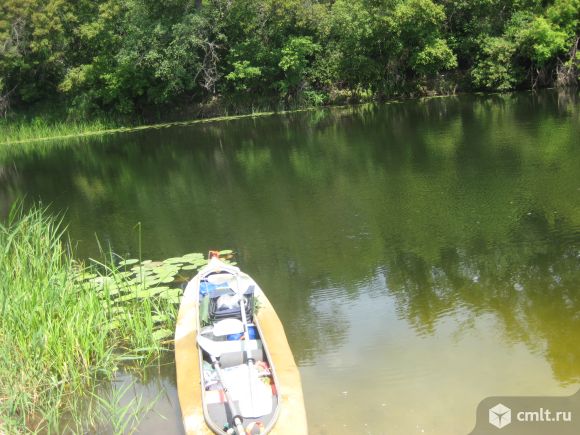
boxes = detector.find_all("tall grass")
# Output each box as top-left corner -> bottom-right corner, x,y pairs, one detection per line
0,98 -> 347,148
0,206 -> 177,432
0,117 -> 121,146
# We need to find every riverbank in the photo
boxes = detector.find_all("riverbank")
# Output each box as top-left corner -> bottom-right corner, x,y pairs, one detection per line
2,0 -> 577,137
0,205 -> 215,432
0,86 -> 482,147
0,118 -> 120,147
0,91 -> 375,146
1,87 -> 576,151
0,106 -> 320,147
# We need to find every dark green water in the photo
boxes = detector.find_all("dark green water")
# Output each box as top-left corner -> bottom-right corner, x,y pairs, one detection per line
1,90 -> 579,434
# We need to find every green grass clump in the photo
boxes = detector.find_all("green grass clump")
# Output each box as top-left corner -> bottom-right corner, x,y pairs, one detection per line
0,206 -> 113,430
0,117 -> 120,145
0,206 -> 204,432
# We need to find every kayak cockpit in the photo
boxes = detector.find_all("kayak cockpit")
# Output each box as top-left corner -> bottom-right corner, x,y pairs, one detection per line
196,266 -> 280,434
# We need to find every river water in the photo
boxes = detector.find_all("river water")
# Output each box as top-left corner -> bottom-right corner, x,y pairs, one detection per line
1,91 -> 579,434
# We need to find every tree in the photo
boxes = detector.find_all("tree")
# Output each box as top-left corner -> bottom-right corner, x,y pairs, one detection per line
391,0 -> 457,79
1,0 -> 579,118
546,0 -> 580,86
278,36 -> 319,98
472,36 -> 519,91
471,9 -> 572,90
59,0 -> 213,114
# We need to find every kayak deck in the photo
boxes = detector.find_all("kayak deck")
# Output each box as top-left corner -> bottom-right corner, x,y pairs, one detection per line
175,259 -> 307,434
198,317 -> 280,433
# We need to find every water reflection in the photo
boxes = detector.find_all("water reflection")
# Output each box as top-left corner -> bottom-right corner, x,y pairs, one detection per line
1,90 -> 579,432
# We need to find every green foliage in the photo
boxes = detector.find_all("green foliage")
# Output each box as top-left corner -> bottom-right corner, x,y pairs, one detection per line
226,60 -> 262,91
327,0 -> 376,79
413,38 -> 458,76
472,37 -> 519,91
525,17 -> 569,66
547,0 -> 580,34
302,89 -> 327,106
471,5 -> 576,90
1,0 -> 579,118
57,0 -> 208,113
0,203 -> 226,430
393,0 -> 446,43
0,111 -> 119,145
278,36 -> 319,96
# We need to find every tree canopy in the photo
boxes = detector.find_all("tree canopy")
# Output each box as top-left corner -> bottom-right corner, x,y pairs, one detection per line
1,0 -> 578,118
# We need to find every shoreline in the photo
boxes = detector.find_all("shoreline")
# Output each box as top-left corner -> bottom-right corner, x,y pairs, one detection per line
0,105 -> 329,146
0,88 -> 573,147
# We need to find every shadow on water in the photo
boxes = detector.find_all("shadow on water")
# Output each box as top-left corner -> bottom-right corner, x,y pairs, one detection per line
1,89 -> 579,432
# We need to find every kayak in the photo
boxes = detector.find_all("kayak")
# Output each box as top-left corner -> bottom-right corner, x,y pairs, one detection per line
175,253 -> 307,434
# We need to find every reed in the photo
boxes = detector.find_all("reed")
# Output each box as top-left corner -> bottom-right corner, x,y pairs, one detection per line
0,206 -> 102,429
0,117 -> 119,146
0,205 -> 211,432
0,101 -> 340,148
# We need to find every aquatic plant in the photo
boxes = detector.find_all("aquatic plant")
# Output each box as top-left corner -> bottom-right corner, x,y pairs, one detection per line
0,117 -> 118,146
0,204 -> 231,432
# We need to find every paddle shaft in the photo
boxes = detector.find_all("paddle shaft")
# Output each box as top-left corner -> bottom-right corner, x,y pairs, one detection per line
210,355 -> 245,435
237,279 -> 260,410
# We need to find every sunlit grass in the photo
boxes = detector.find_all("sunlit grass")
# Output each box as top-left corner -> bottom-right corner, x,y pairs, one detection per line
0,90 -> 455,149
0,117 -> 120,145
0,107 -> 313,147
0,205 -> 183,432
0,99 -> 354,148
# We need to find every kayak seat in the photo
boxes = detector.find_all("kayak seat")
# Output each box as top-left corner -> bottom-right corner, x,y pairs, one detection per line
218,340 -> 265,368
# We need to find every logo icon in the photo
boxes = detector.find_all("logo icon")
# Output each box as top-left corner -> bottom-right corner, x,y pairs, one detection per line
489,403 -> 512,429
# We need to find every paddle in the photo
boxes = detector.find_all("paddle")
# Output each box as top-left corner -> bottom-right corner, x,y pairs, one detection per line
197,334 -> 246,435
200,267 -> 272,419
233,275 -> 273,418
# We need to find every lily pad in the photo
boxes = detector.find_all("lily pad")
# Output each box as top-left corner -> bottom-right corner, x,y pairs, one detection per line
109,306 -> 126,315
113,271 -> 134,279
129,272 -> 155,284
120,284 -> 139,294
189,258 -> 207,266
154,269 -> 179,280
116,293 -> 141,302
99,285 -> 123,297
143,261 -> 163,269
165,295 -> 181,304
151,314 -> 169,323
141,275 -> 162,284
159,288 -> 182,299
117,286 -> 171,300
152,329 -> 174,341
155,264 -> 179,272
144,286 -> 171,296
164,257 -> 186,265
90,276 -> 115,291
119,259 -> 139,266
74,272 -> 97,282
